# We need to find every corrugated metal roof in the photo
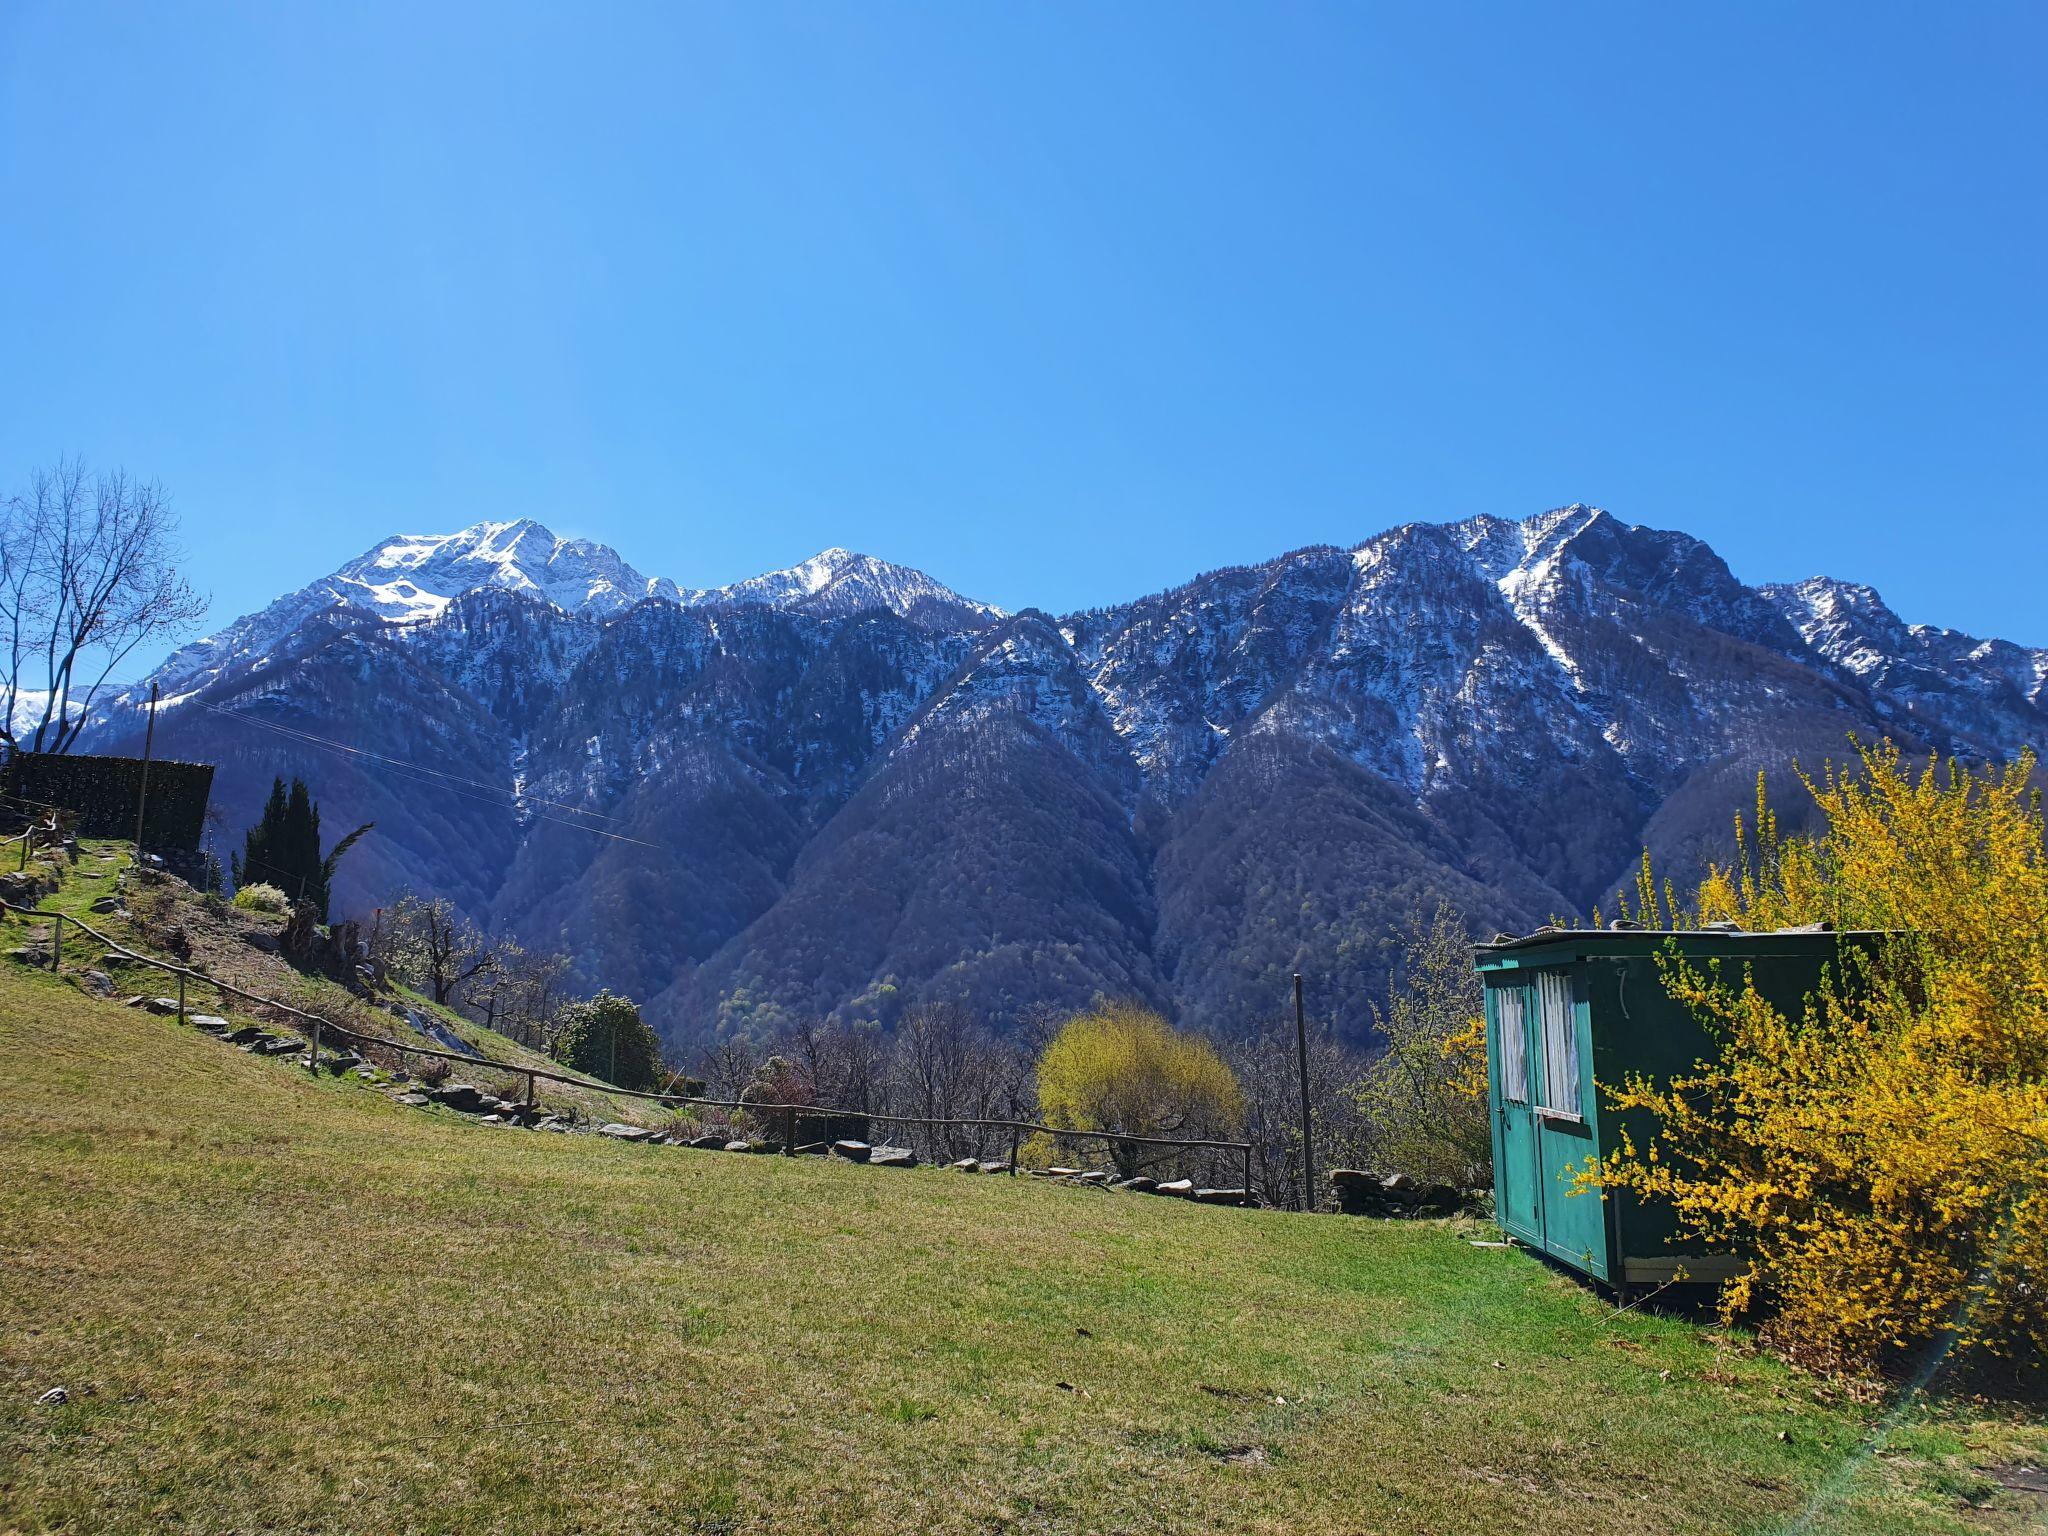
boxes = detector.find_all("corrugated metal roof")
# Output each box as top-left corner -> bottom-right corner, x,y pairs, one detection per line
1473,921 -> 1879,953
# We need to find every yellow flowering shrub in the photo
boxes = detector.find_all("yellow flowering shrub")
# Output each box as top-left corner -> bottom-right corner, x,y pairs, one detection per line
1597,743 -> 2048,1372
1033,1002 -> 1243,1179
1443,1014 -> 1489,1103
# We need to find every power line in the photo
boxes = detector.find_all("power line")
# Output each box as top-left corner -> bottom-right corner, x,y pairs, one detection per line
194,700 -> 633,825
194,700 -> 661,849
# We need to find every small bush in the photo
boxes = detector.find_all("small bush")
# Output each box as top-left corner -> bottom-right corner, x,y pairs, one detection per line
232,883 -> 289,915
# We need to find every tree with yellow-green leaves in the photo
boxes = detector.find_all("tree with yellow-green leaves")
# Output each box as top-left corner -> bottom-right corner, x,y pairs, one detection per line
1035,1003 -> 1243,1179
1596,742 -> 2047,1373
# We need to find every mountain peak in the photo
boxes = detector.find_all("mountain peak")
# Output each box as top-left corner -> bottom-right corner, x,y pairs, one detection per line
679,549 -> 1003,629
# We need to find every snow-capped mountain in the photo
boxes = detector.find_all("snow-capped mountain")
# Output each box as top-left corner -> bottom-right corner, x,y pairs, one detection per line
678,548 -> 1004,630
131,521 -> 996,705
1762,575 -> 2048,758
88,505 -> 2043,1050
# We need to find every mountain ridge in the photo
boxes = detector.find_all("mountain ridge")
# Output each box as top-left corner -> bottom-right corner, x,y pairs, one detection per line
88,505 -> 2046,1049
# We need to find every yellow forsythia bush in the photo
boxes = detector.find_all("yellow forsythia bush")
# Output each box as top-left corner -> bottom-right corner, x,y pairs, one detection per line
1598,742 -> 2048,1372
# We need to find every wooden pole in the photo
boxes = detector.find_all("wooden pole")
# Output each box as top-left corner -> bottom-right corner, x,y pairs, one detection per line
132,682 -> 159,854
1294,972 -> 1315,1213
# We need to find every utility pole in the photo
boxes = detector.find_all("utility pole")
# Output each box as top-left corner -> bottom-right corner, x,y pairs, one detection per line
132,682 -> 159,854
1294,971 -> 1316,1213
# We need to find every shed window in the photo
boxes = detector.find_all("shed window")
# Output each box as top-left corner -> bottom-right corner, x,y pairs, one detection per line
1535,970 -> 1580,1117
1495,986 -> 1529,1103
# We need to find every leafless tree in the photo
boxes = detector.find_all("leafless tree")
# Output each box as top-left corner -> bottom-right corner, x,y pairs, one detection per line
1228,1010 -> 1366,1211
697,1036 -> 762,1102
0,459 -> 207,755
891,1000 -> 1033,1160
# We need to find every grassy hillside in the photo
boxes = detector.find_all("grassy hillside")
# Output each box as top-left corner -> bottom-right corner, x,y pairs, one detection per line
2,955 -> 2043,1534
14,841 -> 676,1128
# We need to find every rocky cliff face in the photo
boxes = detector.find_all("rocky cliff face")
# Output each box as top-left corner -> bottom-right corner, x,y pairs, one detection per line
87,507 -> 2044,1048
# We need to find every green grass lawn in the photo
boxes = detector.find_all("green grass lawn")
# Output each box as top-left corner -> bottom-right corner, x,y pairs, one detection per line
1,932 -> 2043,1532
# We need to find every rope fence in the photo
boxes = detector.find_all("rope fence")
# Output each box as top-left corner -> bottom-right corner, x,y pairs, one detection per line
0,892 -> 1257,1201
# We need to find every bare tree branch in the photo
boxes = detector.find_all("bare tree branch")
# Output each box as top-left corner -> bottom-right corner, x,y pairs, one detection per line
0,459 -> 207,756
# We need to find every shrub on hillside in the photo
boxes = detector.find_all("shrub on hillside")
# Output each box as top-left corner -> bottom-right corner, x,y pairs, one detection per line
550,990 -> 665,1091
1035,1002 -> 1242,1179
231,882 -> 290,916
1595,744 -> 2048,1373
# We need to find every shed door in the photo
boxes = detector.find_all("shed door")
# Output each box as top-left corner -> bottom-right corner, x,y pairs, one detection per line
1488,981 -> 1543,1245
1529,967 -> 1605,1279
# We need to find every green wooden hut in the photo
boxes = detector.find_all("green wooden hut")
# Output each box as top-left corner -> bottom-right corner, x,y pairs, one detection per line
1474,925 -> 1877,1290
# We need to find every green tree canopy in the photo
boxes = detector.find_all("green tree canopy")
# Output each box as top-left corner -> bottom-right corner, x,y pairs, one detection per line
549,990 -> 664,1091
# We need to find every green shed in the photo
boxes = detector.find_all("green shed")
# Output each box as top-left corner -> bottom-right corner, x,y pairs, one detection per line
1474,925 -> 1878,1291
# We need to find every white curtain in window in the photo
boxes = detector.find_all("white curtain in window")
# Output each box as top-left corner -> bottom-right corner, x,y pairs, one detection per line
1536,970 -> 1580,1115
1495,986 -> 1528,1104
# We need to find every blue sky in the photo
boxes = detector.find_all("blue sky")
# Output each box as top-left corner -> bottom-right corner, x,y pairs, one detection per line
2,1 -> 2043,667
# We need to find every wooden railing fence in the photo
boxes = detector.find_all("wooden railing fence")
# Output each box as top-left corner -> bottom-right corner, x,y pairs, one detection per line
0,895 -> 1256,1202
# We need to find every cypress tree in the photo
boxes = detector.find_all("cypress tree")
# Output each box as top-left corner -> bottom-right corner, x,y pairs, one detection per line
233,777 -> 370,919
233,778 -> 292,892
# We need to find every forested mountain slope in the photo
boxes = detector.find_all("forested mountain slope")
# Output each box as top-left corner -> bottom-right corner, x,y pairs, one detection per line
86,506 -> 2045,1048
